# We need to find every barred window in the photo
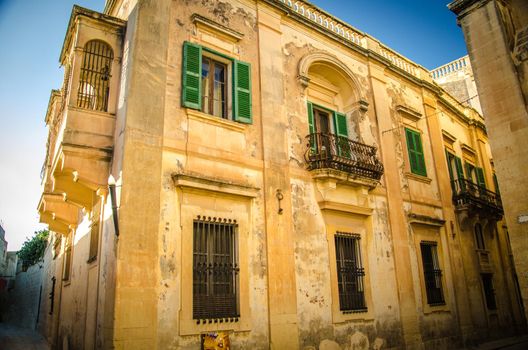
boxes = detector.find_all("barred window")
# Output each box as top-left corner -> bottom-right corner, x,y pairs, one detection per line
420,242 -> 445,305
77,40 -> 113,112
335,233 -> 367,312
193,216 -> 239,321
481,273 -> 497,310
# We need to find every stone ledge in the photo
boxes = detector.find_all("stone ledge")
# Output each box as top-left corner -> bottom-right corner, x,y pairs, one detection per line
172,173 -> 259,198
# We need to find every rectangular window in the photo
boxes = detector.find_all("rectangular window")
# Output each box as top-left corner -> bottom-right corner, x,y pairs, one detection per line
474,223 -> 485,250
335,233 -> 367,312
182,42 -> 252,124
88,220 -> 99,262
405,128 -> 427,176
481,273 -> 497,310
420,242 -> 445,305
193,216 -> 239,320
63,239 -> 72,282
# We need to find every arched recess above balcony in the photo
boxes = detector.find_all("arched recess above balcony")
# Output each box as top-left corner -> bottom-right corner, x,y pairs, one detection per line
298,51 -> 368,114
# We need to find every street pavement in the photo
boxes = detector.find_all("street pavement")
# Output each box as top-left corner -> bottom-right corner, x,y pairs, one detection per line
0,323 -> 49,350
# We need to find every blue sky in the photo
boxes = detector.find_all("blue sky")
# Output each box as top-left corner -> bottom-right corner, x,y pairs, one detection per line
0,0 -> 466,250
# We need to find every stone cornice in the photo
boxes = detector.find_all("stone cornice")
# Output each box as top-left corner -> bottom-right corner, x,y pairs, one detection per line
60,5 -> 126,64
448,0 -> 492,16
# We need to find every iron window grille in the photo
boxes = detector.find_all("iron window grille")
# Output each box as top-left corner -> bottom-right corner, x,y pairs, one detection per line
420,242 -> 445,305
193,216 -> 239,321
335,233 -> 367,312
77,40 -> 113,112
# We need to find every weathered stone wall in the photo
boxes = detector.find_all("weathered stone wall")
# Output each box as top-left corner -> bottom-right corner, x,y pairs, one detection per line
5,263 -> 44,329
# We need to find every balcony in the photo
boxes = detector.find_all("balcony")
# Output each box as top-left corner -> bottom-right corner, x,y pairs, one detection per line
304,133 -> 384,181
451,178 -> 503,220
38,7 -> 124,232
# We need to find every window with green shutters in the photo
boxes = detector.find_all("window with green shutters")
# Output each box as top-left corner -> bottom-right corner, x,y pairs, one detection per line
405,128 -> 427,177
181,42 -> 252,124
475,167 -> 486,189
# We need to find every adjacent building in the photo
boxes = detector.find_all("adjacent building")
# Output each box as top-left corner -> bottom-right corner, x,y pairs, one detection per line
35,0 -> 526,349
448,0 -> 528,323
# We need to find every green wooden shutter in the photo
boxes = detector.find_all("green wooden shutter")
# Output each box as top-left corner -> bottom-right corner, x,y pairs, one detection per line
454,157 -> 464,180
233,60 -> 252,123
455,156 -> 465,191
445,150 -> 455,192
307,102 -> 316,153
181,42 -> 202,109
476,167 -> 486,189
405,128 -> 427,176
333,112 -> 350,158
445,150 -> 454,182
493,173 -> 501,196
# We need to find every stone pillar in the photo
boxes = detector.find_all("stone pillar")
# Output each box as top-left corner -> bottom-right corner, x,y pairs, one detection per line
369,62 -> 422,349
422,92 -> 475,341
256,3 -> 300,349
111,0 -> 171,347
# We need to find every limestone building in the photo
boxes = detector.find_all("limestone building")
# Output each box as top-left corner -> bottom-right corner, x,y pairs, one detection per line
448,0 -> 528,324
36,0 -> 525,348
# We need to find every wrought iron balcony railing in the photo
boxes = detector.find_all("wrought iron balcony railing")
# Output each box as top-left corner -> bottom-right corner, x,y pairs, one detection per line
305,133 -> 384,180
451,178 -> 503,217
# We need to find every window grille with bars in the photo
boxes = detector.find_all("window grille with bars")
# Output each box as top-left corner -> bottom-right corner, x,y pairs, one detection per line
335,233 -> 367,312
420,242 -> 445,305
481,273 -> 497,310
77,40 -> 113,112
193,216 -> 239,321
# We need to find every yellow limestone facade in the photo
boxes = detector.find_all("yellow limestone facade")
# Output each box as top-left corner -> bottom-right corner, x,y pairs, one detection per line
36,0 -> 525,349
449,0 -> 528,324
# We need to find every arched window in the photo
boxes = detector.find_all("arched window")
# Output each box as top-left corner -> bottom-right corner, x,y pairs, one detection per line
77,40 -> 113,112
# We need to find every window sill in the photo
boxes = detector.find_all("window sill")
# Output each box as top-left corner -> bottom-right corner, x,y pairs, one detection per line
186,108 -> 246,132
333,307 -> 374,324
405,172 -> 432,184
86,256 -> 97,264
423,302 -> 450,315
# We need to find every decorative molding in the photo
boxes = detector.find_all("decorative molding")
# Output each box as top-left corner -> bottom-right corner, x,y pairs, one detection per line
408,213 -> 445,227
460,143 -> 477,156
298,51 -> 364,98
405,172 -> 432,184
397,105 -> 422,122
318,201 -> 373,216
441,129 -> 457,144
172,173 -> 259,198
192,14 -> 244,42
186,108 -> 246,132
311,168 -> 380,190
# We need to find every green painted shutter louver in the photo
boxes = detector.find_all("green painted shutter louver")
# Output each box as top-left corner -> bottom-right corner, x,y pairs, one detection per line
445,150 -> 454,182
182,42 -> 202,109
445,150 -> 455,192
333,112 -> 350,158
476,167 -> 486,189
307,102 -> 316,153
405,128 -> 427,177
454,156 -> 465,191
233,60 -> 252,123
454,157 -> 464,180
